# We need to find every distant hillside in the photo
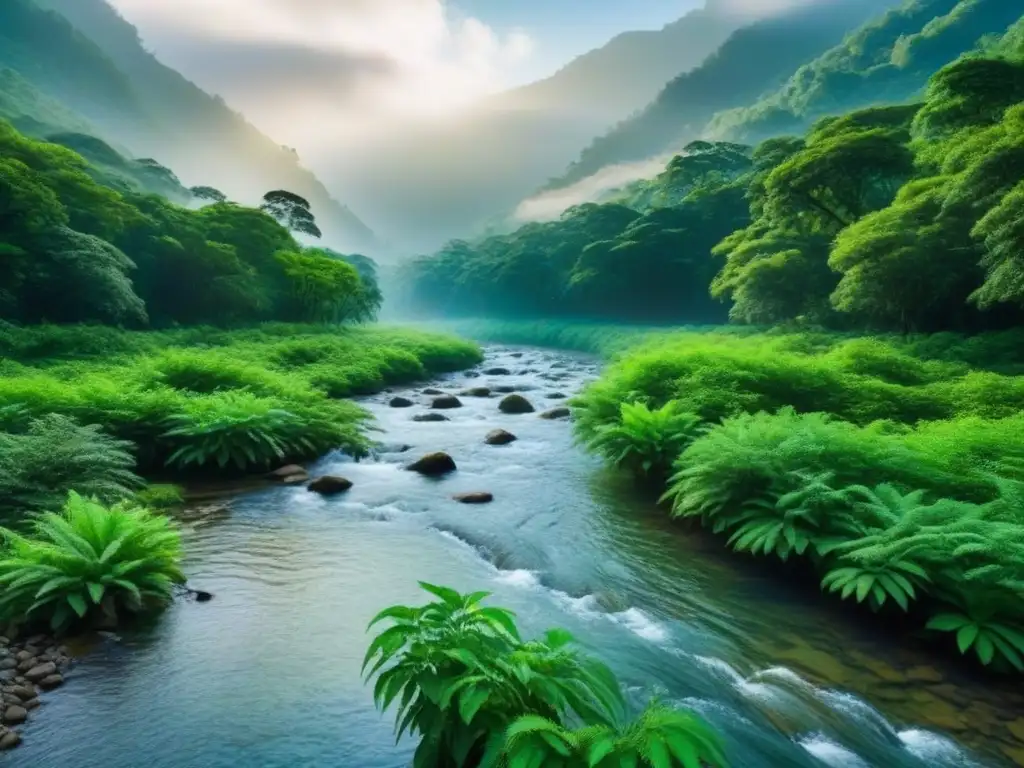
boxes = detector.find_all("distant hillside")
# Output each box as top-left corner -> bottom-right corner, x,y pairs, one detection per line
11,0 -> 375,251
316,4 -> 744,250
545,0 -> 901,192
707,0 -> 1024,143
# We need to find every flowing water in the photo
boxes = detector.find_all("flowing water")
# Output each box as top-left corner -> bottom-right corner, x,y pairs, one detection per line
12,346 -> 1024,767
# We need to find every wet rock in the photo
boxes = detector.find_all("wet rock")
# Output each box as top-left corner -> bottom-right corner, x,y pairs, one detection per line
389,396 -> 415,408
464,371 -> 481,378
0,731 -> 20,750
307,476 -> 353,495
484,367 -> 511,376
413,413 -> 450,422
1006,717 -> 1024,741
38,674 -> 63,690
492,385 -> 516,394
0,638 -> 7,646
513,384 -> 537,392
2,706 -> 25,725
15,660 -> 36,673
431,395 -> 463,410
407,452 -> 457,476
267,465 -> 307,481
0,659 -> 15,671
545,392 -> 567,399
905,665 -> 943,684
13,652 -> 31,663
22,698 -> 38,711
422,388 -> 445,395
459,387 -> 491,397
540,407 -> 571,420
453,492 -> 494,504
10,687 -> 34,703
23,663 -> 55,683
485,429 -> 517,446
499,394 -> 535,414
551,361 -> 568,369
281,474 -> 308,486
0,672 -> 14,684
192,590 -> 213,602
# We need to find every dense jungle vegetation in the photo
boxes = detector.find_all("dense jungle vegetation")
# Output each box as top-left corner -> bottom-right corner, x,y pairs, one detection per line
402,3 -> 1024,333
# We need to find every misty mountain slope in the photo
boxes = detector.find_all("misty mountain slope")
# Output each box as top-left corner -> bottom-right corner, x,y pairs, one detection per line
319,4 -> 744,251
545,0 -> 902,192
25,0 -> 376,252
707,0 -> 1024,143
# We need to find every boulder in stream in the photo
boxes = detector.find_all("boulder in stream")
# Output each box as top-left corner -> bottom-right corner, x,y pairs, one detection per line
267,465 -> 308,482
413,413 -> 450,422
389,396 -> 415,408
431,395 -> 463,409
308,476 -> 353,495
459,387 -> 492,397
492,385 -> 516,394
499,394 -> 535,414
484,367 -> 511,376
407,452 -> 457,476
23,663 -> 55,683
545,392 -> 567,399
422,388 -> 445,395
485,429 -> 517,446
540,407 -> 571,420
2,706 -> 25,725
453,492 -> 494,504
0,730 -> 20,750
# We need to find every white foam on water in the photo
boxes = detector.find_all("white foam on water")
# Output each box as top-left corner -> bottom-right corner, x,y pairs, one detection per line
817,691 -> 899,741
552,590 -> 602,617
494,569 -> 541,589
613,607 -> 671,643
750,666 -> 818,693
899,729 -> 978,766
799,734 -> 870,767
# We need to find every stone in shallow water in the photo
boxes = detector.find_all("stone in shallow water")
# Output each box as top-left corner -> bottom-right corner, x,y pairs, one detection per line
422,388 -> 445,395
485,429 -> 517,446
267,465 -> 307,481
484,367 -> 511,376
413,413 -> 449,423
0,730 -> 20,750
545,392 -> 567,399
307,476 -> 353,495
499,394 -> 535,414
2,706 -> 26,724
10,687 -> 34,703
540,407 -> 571,420
407,452 -> 457,476
389,396 -> 414,408
23,663 -> 55,683
38,674 -> 63,690
431,395 -> 463,409
459,387 -> 491,397
453,492 -> 493,504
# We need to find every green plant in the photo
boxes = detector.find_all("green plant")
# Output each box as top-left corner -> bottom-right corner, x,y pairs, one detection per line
0,413 -> 141,513
820,559 -> 929,612
0,492 -> 185,632
581,400 -> 704,478
134,483 -> 185,510
363,583 -> 726,768
926,604 -> 1024,672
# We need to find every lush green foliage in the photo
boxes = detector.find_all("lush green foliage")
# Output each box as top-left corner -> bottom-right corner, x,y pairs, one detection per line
0,491 -> 185,632
0,118 -> 380,327
566,325 -> 1024,673
364,583 -> 726,767
0,324 -> 481,482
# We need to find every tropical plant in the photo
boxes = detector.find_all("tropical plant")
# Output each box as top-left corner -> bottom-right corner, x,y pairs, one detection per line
926,602 -> 1024,672
820,559 -> 930,612
581,400 -> 704,479
363,583 -> 726,767
134,483 -> 185,510
0,492 -> 185,632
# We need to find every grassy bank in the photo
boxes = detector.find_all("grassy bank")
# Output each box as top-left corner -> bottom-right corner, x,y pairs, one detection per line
454,319 -> 1024,675
0,323 -> 481,515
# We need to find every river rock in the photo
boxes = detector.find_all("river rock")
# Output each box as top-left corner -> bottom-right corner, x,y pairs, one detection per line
413,413 -> 449,422
407,452 -> 457,476
485,429 -> 517,446
540,407 -> 571,420
38,674 -> 63,690
267,465 -> 307,481
0,638 -> 7,646
484,367 -> 511,376
0,659 -> 15,671
2,706 -> 25,725
10,687 -> 34,703
545,392 -> 567,399
459,387 -> 491,397
0,672 -> 14,683
307,476 -> 353,495
389,396 -> 414,408
422,388 -> 445,395
453,492 -> 493,504
463,371 -> 481,378
13,652 -> 30,663
23,663 -> 55,683
22,698 -> 38,711
499,394 -> 535,414
15,659 -> 36,673
509,352 -> 523,358
0,730 -> 20,750
431,395 -> 463,409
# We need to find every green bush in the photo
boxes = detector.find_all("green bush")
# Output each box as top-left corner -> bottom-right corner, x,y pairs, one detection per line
364,583 -> 726,767
0,414 -> 141,514
0,492 -> 185,632
134,483 -> 185,510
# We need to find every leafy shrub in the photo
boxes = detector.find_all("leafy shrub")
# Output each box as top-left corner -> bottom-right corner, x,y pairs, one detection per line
579,400 -> 704,479
364,583 -> 726,767
134,483 -> 185,510
0,492 -> 185,632
0,414 -> 141,513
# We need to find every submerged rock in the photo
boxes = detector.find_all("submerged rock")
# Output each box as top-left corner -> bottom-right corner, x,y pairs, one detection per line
407,452 -> 457,476
454,492 -> 494,504
413,413 -> 450,422
485,429 -> 517,446
308,476 -> 353,495
431,395 -> 463,409
422,388 -> 445,395
545,392 -> 567,399
540,407 -> 571,420
267,465 -> 307,481
389,396 -> 414,408
492,385 -> 516,394
464,371 -> 481,378
499,394 -> 535,414
459,387 -> 491,397
484,367 -> 511,376
2,706 -> 25,725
